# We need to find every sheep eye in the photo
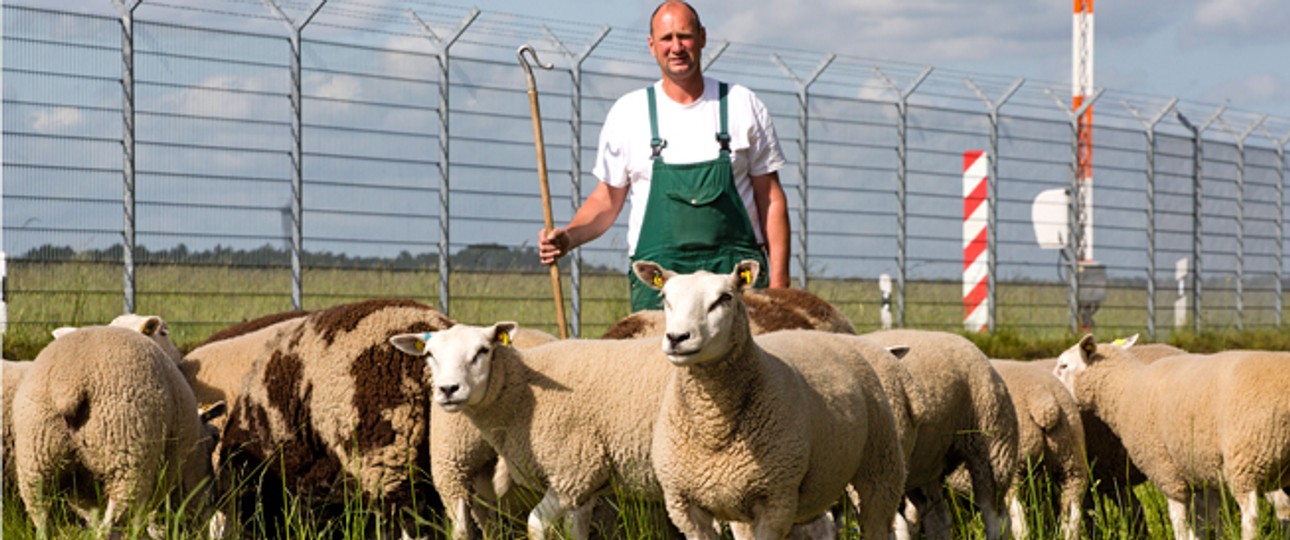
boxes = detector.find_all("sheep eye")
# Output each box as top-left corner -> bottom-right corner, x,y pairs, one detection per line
710,293 -> 732,312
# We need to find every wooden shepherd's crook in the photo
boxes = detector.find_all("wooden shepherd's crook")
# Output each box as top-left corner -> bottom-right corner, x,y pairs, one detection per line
518,44 -> 568,339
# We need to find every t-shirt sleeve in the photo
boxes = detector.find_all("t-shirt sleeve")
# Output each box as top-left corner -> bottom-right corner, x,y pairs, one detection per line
592,97 -> 632,188
746,91 -> 786,177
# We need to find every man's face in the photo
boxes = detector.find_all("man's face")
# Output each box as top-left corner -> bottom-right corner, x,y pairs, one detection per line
648,5 -> 705,83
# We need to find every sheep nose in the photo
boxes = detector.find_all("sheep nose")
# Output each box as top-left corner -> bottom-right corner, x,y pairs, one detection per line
439,384 -> 459,397
665,332 -> 690,347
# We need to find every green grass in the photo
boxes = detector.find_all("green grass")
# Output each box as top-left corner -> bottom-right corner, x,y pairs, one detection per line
6,261 -> 1290,538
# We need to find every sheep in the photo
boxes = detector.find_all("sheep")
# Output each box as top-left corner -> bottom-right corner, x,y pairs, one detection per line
637,259 -> 906,540
1032,340 -> 1185,517
943,359 -> 1087,540
11,325 -> 218,538
5,313 -> 188,494
862,328 -> 1019,540
600,286 -> 855,339
1053,334 -> 1290,540
179,314 -> 310,430
390,323 -> 677,540
217,298 -> 454,538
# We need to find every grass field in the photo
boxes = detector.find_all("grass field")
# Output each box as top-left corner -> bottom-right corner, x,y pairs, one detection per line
5,261 -> 1290,538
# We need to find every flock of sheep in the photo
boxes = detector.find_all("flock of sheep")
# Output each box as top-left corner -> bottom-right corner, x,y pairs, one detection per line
3,260 -> 1290,540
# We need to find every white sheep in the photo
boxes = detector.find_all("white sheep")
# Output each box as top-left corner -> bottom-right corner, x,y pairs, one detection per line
1053,334 -> 1290,540
601,286 -> 855,339
12,325 -> 218,538
862,328 -> 1019,540
638,260 -> 905,540
5,313 -> 188,493
390,323 -> 676,540
944,359 -> 1086,540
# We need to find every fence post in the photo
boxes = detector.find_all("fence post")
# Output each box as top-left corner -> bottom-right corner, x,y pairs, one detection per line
1175,106 -> 1225,333
1046,88 -> 1103,333
1260,127 -> 1290,327
874,66 -> 932,327
409,8 -> 479,316
113,0 -> 143,314
1216,115 -> 1267,331
1122,97 -> 1177,340
771,53 -> 834,291
543,25 -> 609,339
965,77 -> 1023,333
264,0 -> 326,311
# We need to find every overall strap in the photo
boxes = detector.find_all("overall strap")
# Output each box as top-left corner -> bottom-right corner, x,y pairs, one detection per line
716,82 -> 731,153
646,86 -> 666,159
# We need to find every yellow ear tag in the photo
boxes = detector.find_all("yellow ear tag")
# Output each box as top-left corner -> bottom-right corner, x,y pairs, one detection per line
142,320 -> 157,336
740,269 -> 753,286
1111,338 -> 1126,346
653,273 -> 664,287
416,332 -> 433,353
1083,341 -> 1095,354
500,332 -> 511,347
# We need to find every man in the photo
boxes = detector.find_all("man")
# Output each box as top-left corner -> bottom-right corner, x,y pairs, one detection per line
538,0 -> 790,311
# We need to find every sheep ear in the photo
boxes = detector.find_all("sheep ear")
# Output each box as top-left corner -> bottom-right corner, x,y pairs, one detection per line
1110,334 -> 1139,349
198,400 -> 228,423
732,259 -> 760,290
139,316 -> 162,336
52,327 -> 78,339
632,261 -> 674,290
389,333 -> 430,356
492,322 -> 519,347
1078,334 -> 1097,360
885,345 -> 911,360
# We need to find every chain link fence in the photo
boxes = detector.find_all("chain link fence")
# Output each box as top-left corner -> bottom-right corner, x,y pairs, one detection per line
3,1 -> 1289,346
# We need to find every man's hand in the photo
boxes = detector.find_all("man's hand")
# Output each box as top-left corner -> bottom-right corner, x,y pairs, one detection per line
538,227 -> 571,266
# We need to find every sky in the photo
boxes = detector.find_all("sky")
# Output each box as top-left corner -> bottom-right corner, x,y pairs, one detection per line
481,0 -> 1290,125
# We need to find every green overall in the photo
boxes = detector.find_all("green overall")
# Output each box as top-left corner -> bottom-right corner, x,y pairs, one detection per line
628,83 -> 770,311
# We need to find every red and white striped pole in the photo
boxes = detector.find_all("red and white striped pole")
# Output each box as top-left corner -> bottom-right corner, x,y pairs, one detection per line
1073,0 -> 1095,261
963,150 -> 990,333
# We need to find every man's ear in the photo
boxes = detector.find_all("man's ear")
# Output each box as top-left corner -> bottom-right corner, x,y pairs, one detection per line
732,259 -> 760,291
632,261 -> 675,290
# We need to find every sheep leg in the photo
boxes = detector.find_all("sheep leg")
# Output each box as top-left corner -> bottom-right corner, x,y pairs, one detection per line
1166,497 -> 1199,540
1237,490 -> 1261,540
1266,489 -> 1290,522
786,512 -> 835,540
566,500 -> 595,540
847,479 -> 901,540
910,483 -> 952,540
666,501 -> 719,540
1006,485 -> 1028,540
448,497 -> 476,540
526,489 -> 567,540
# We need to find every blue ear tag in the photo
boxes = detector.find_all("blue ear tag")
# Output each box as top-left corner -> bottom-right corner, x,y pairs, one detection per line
416,332 -> 433,353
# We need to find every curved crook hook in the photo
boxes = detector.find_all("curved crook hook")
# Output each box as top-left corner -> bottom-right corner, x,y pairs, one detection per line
517,44 -> 554,90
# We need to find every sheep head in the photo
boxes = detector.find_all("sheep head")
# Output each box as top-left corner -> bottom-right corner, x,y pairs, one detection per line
632,259 -> 758,367
389,322 -> 516,412
1053,333 -> 1138,393
52,313 -> 184,363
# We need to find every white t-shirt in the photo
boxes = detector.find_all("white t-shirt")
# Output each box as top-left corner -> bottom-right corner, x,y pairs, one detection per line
592,77 -> 786,256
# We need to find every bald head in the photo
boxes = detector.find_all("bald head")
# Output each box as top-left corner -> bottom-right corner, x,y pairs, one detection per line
650,1 -> 702,36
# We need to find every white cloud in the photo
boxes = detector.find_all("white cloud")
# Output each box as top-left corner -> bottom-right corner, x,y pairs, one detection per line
30,107 -> 84,132
1204,72 -> 1290,110
1189,0 -> 1290,42
314,74 -> 363,101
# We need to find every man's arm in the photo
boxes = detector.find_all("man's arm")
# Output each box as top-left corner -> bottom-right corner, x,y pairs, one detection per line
538,181 -> 629,265
751,171 -> 791,288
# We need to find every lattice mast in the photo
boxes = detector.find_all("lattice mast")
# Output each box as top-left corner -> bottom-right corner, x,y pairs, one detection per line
1073,0 -> 1094,261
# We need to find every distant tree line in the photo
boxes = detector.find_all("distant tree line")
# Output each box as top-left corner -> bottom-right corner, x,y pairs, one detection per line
15,243 -> 608,273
